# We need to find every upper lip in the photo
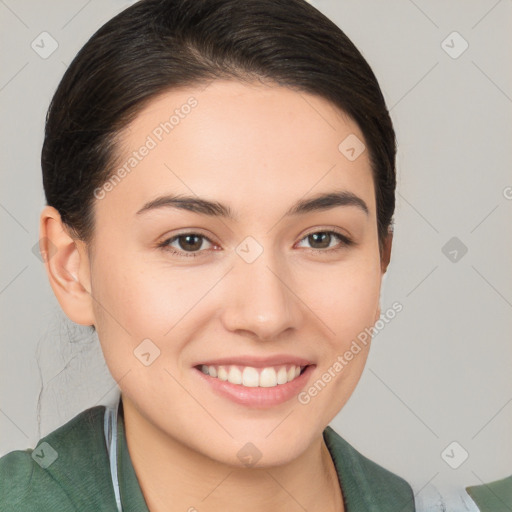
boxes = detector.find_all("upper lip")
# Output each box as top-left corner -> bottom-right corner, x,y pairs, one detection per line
194,355 -> 313,368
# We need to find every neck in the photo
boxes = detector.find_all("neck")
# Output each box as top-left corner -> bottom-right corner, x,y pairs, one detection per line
121,396 -> 344,512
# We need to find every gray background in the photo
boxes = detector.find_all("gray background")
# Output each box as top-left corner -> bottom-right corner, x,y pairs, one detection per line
1,0 -> 511,500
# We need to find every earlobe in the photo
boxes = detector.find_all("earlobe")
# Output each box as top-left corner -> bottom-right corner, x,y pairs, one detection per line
39,206 -> 95,326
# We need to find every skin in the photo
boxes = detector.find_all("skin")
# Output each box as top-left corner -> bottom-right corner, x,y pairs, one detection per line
41,79 -> 392,512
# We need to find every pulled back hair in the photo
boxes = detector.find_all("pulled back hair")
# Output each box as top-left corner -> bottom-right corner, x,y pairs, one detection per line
42,0 -> 396,254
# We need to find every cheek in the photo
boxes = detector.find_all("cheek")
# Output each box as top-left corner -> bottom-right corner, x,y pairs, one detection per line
298,256 -> 382,344
89,257 -> 191,400
88,252 -> 165,354
296,260 -> 381,425
90,253 -> 219,351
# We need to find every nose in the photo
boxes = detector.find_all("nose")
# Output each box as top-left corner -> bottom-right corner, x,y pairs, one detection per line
220,248 -> 303,341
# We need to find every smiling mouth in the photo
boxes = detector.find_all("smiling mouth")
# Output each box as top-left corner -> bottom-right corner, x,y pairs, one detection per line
196,364 -> 308,388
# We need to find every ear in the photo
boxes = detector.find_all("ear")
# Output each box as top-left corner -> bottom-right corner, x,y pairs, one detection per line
380,228 -> 393,275
39,206 -> 95,326
374,228 -> 394,323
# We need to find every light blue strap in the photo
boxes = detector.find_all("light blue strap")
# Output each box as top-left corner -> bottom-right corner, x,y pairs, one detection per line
104,396 -> 123,512
412,482 -> 481,511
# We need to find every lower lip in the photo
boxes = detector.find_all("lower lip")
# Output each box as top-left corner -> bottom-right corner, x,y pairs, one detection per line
194,365 -> 315,408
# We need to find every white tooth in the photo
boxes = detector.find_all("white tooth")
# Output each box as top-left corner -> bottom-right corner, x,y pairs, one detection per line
259,367 -> 278,387
228,366 -> 242,385
276,366 -> 288,385
206,364 -> 301,387
242,367 -> 259,387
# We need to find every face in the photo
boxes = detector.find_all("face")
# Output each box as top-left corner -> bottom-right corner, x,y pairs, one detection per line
78,80 -> 387,466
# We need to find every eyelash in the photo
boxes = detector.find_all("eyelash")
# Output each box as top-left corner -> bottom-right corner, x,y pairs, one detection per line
157,229 -> 355,259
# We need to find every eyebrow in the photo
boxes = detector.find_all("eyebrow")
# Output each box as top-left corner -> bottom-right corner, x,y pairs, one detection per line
135,189 -> 369,219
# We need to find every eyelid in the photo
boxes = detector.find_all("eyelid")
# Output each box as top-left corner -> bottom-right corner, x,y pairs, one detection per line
157,230 -> 216,251
300,225 -> 353,242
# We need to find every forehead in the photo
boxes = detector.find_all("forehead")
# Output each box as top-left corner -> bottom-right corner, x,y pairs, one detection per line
103,79 -> 375,219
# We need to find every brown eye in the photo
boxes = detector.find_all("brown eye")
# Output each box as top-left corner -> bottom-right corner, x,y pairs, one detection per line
176,234 -> 204,252
307,232 -> 332,249
297,230 -> 354,252
159,232 -> 214,258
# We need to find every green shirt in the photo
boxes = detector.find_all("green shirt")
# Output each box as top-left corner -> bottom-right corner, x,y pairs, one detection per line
466,475 -> 512,512
0,396 -> 415,511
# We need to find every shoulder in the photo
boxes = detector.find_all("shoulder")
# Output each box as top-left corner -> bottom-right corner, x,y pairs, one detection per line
0,405 -> 115,511
323,426 -> 415,511
466,474 -> 512,512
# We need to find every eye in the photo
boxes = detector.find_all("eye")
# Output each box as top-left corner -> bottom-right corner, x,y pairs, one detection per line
158,232 -> 215,258
296,230 -> 354,253
158,228 -> 354,259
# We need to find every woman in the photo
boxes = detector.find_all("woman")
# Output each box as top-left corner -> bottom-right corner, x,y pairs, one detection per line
0,0 -> 416,510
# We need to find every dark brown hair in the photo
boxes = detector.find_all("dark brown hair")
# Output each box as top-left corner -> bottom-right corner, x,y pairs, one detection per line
42,0 -> 396,254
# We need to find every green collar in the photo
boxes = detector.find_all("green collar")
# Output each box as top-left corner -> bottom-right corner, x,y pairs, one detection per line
116,398 -> 150,510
